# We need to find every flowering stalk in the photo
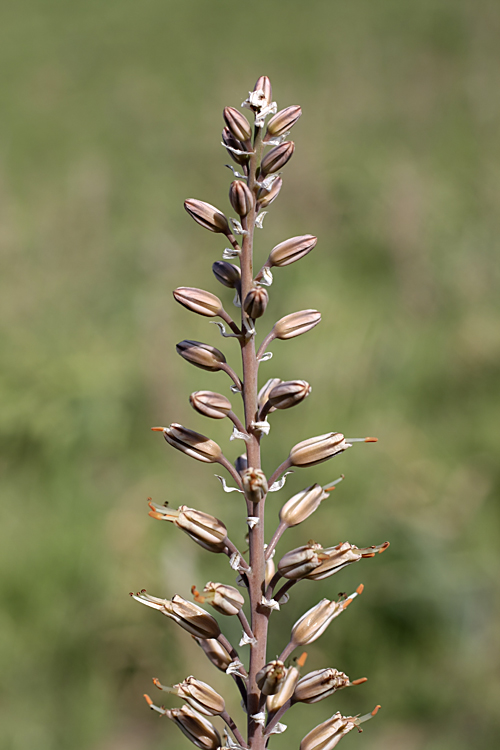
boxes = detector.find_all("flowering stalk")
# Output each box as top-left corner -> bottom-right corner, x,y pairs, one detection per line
133,76 -> 389,750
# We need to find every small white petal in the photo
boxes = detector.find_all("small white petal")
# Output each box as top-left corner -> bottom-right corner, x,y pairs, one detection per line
255,211 -> 267,229
229,217 -> 248,236
225,165 -> 247,180
214,475 -> 244,493
221,141 -> 255,157
246,516 -> 259,529
269,722 -> 287,734
232,290 -> 241,308
230,426 -> 251,443
261,596 -> 280,611
268,471 -> 294,492
223,247 -> 241,259
250,420 -> 270,436
239,632 -> 257,647
226,660 -> 247,678
258,351 -> 273,362
278,593 -> 290,605
230,384 -> 242,393
259,267 -> 273,286
210,321 -> 241,339
251,711 -> 267,727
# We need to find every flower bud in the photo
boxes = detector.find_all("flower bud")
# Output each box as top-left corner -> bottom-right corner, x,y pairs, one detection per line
273,310 -> 321,340
173,287 -> 223,317
190,390 -> 232,420
290,587 -> 363,646
305,541 -> 390,581
162,423 -> 222,463
299,708 -> 380,750
289,432 -> 348,467
194,581 -> 245,616
260,141 -> 295,176
223,106 -> 252,142
184,199 -> 230,234
265,556 -> 276,587
267,666 -> 300,712
278,542 -> 325,580
293,668 -> 351,704
268,235 -> 317,268
194,637 -> 232,672
222,127 -> 250,165
212,260 -> 241,289
243,286 -> 269,319
229,180 -> 254,217
147,502 -> 228,553
174,676 -> 225,716
258,378 -> 282,412
257,176 -> 283,208
241,467 -> 268,503
266,105 -> 302,138
256,659 -> 286,695
279,484 -> 328,527
132,592 -> 221,639
176,340 -> 226,372
268,380 -> 311,410
166,704 -> 222,750
253,75 -> 273,109
234,454 -> 248,475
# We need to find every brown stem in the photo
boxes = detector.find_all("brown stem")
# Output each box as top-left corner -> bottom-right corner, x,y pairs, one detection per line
278,640 -> 295,663
264,571 -> 282,600
264,699 -> 292,737
219,362 -> 243,391
217,633 -> 241,663
273,578 -> 297,605
256,330 -> 275,362
221,711 -> 249,749
217,455 -> 244,489
265,521 -> 288,561
227,410 -> 248,435
224,538 -> 250,572
219,308 -> 243,336
238,609 -> 255,640
268,457 -> 292,489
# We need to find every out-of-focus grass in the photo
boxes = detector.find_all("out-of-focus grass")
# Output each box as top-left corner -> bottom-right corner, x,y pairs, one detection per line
1,1 -> 499,748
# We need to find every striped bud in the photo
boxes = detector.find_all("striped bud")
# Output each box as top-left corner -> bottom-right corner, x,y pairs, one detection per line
184,199 -> 230,234
154,675 -> 225,716
273,310 -> 321,340
278,542 -> 325,580
132,592 -> 221,639
258,378 -> 282,412
229,180 -> 254,217
162,424 -> 222,463
241,467 -> 268,503
166,704 -> 221,750
305,541 -> 390,581
279,484 -> 328,527
253,75 -> 273,108
243,287 -> 269,319
190,391 -> 232,420
268,235 -> 317,268
293,668 -> 352,704
173,287 -> 223,317
257,176 -> 283,209
289,432 -> 348,467
176,340 -> 226,372
299,708 -> 380,750
195,637 -> 232,672
223,106 -> 252,142
265,556 -> 276,587
260,141 -> 295,177
256,659 -> 286,695
234,454 -> 248,475
267,666 -> 300,713
222,127 -> 250,166
147,502 -> 227,553
290,587 -> 363,646
266,105 -> 302,138
194,581 -> 245,616
268,380 -> 311,409
212,261 -> 241,289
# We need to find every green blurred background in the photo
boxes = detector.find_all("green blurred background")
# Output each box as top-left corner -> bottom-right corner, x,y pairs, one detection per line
1,0 -> 499,748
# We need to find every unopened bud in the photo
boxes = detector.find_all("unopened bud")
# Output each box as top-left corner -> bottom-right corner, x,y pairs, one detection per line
266,105 -> 302,138
166,704 -> 222,750
241,467 -> 268,503
176,340 -> 226,372
279,484 -> 328,527
256,659 -> 286,695
260,141 -> 295,177
289,432 -> 347,467
253,75 -> 273,109
173,287 -> 223,317
290,587 -> 363,646
222,127 -> 250,166
273,310 -> 321,340
243,287 -> 269,319
267,666 -> 300,712
190,391 -> 232,420
268,235 -> 317,268
212,260 -> 241,289
305,541 -> 390,581
184,199 -> 230,234
268,380 -> 311,410
154,675 -> 225,716
278,542 -> 325,580
229,180 -> 254,217
195,637 -> 232,672
193,582 -> 245,616
293,668 -> 352,704
299,708 -> 380,750
132,592 -> 221,639
234,454 -> 248,475
257,176 -> 283,209
223,106 -> 252,142
147,502 -> 227,553
258,378 -> 282,413
161,423 -> 222,463
265,556 -> 276,587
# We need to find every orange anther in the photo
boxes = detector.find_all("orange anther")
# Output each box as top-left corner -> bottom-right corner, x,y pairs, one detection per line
296,651 -> 308,667
351,677 -> 368,685
371,705 -> 381,716
152,678 -> 162,688
356,584 -> 364,595
364,437 -> 378,442
151,426 -> 165,432
144,694 -> 154,706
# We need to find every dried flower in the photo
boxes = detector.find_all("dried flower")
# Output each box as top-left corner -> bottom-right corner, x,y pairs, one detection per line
256,660 -> 286,695
165,704 -> 222,750
241,467 -> 268,503
293,668 -> 364,704
290,586 -> 364,646
279,483 -> 329,527
267,666 -> 300,712
194,637 -> 232,672
153,675 -> 225,716
132,592 -> 221,639
289,432 -> 348,467
157,423 -> 222,463
147,502 -> 227,553
192,582 -> 245,616
299,708 -> 380,750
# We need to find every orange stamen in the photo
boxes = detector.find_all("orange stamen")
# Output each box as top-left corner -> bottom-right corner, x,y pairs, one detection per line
356,584 -> 364,595
351,677 -> 368,685
296,651 -> 308,668
364,437 -> 378,442
151,427 -> 165,432
144,694 -> 153,706
371,705 -> 381,716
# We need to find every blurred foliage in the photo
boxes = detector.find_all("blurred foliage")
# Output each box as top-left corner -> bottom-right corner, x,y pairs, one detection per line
1,0 -> 500,749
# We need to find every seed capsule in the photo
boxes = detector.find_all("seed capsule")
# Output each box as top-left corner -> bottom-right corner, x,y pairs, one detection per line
184,199 -> 230,234
289,432 -> 348,467
257,176 -> 283,209
266,105 -> 302,138
243,287 -> 269,319
223,106 -> 252,142
148,502 -> 227,552
166,704 -> 222,750
267,666 -> 300,713
260,141 -> 295,176
290,587 -> 363,646
212,261 -> 241,289
268,380 -> 311,410
162,423 -> 222,463
268,235 -> 317,268
132,592 -> 221,639
176,340 -> 226,372
256,659 -> 286,695
194,637 -> 232,672
279,484 -> 328,527
190,391 -> 232,420
194,581 -> 245,616
293,668 -> 351,704
173,287 -> 223,317
273,310 -> 321,340
278,542 -> 325,580
222,127 -> 250,166
229,180 -> 254,217
241,467 -> 268,503
154,675 -> 225,716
